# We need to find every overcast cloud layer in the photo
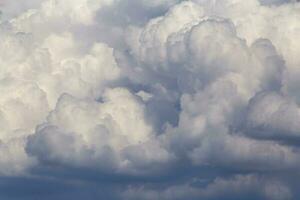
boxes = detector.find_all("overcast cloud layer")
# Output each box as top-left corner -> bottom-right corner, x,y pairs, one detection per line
0,0 -> 300,199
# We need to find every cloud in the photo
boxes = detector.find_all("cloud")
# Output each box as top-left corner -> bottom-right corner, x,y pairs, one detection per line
246,92 -> 300,142
27,88 -> 172,175
0,0 -> 300,199
122,175 -> 292,200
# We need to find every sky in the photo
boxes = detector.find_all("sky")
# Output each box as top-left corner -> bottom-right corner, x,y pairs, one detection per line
0,0 -> 299,199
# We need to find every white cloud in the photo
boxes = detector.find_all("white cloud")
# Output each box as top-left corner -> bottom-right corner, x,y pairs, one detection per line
0,0 -> 300,199
27,88 -> 172,175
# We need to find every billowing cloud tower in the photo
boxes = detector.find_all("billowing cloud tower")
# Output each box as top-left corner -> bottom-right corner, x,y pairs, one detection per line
0,0 -> 300,199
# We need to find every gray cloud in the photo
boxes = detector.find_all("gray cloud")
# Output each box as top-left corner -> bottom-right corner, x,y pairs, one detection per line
0,0 -> 300,199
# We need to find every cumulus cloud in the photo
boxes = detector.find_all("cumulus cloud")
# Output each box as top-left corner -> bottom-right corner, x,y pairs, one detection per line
0,0 -> 300,199
27,88 -> 172,175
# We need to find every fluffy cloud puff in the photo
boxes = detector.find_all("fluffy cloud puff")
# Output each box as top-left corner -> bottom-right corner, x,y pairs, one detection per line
0,0 -> 300,199
27,88 -> 171,175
